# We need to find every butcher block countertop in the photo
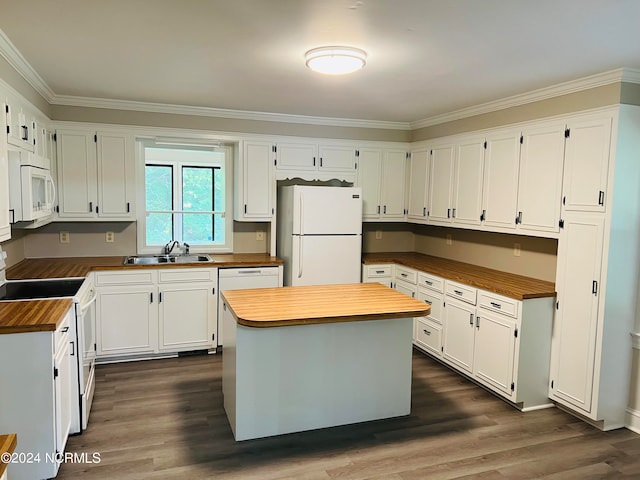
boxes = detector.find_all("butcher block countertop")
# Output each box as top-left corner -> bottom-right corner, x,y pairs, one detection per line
363,252 -> 556,300
222,282 -> 430,328
5,253 -> 283,280
0,433 -> 17,477
0,299 -> 73,334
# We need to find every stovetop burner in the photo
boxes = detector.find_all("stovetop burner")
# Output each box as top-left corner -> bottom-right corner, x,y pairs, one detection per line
0,278 -> 85,301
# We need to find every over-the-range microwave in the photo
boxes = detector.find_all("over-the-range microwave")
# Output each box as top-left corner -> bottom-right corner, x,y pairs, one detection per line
8,147 -> 56,224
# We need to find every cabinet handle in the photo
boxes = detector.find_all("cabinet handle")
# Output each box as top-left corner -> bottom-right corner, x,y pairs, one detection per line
313,157 -> 316,166
452,208 -> 456,218
480,209 -> 486,222
490,302 -> 502,309
70,341 -> 75,356
424,300 -> 432,305
476,316 -> 480,329
424,280 -> 432,286
598,190 -> 605,206
401,273 -> 408,277
515,211 -> 522,225
21,124 -> 28,141
377,205 -> 381,214
320,157 -> 323,167
384,205 -> 387,214
375,270 -> 385,274
423,207 -> 426,217
96,205 -> 99,214
89,201 -> 93,212
592,280 -> 598,295
127,202 -> 131,213
423,329 -> 431,336
454,290 -> 463,296
150,292 -> 153,303
159,292 -> 163,303
61,326 -> 69,333
469,313 -> 473,325
447,208 -> 451,218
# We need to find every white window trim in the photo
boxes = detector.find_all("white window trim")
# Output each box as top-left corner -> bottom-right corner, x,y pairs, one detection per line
136,140 -> 234,254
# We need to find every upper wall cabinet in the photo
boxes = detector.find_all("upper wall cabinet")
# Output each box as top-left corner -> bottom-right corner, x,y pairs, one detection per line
0,100 -> 10,242
56,129 -> 135,221
561,115 -> 612,213
274,141 -> 357,181
427,143 -> 456,225
407,147 -> 430,220
358,147 -> 407,221
5,91 -> 35,153
234,140 -> 274,221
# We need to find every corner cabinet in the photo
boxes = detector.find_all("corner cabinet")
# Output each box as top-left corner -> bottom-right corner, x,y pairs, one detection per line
55,129 -> 135,221
234,140 -> 274,221
0,100 -> 10,242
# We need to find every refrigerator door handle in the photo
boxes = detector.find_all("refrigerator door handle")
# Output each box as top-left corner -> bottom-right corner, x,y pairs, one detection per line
298,236 -> 304,278
299,191 -> 304,234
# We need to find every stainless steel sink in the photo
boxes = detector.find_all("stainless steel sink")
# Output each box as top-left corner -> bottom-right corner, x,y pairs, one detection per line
123,254 -> 214,265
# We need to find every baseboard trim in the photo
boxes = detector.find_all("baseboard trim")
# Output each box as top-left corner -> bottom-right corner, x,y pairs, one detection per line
626,408 -> 640,434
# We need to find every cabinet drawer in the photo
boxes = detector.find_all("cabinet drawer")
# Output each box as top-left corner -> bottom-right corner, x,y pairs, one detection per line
478,291 -> 519,318
365,264 -> 392,278
445,280 -> 477,305
158,268 -> 216,284
395,266 -> 417,284
417,289 -> 442,324
96,270 -> 156,286
415,318 -> 442,357
417,272 -> 444,293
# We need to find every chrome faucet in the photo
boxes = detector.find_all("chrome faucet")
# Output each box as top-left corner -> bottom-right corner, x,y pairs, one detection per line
164,240 -> 180,255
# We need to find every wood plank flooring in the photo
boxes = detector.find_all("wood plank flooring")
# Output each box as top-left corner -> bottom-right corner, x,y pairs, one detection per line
57,350 -> 640,479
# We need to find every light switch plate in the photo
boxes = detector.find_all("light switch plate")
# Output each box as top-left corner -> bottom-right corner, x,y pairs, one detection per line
106,232 -> 115,243
256,231 -> 264,241
59,231 -> 70,244
375,230 -> 382,240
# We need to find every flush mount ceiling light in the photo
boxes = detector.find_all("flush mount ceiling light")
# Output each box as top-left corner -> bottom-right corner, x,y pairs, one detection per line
305,46 -> 367,75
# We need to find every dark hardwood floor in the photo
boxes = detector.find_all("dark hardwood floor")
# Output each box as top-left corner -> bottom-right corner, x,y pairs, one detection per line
58,350 -> 640,479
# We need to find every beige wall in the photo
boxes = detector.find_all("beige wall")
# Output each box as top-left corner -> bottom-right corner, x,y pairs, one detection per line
0,56 -> 50,115
0,230 -> 27,267
363,223 -> 414,253
412,224 -> 558,282
50,105 -> 411,143
620,82 -> 640,106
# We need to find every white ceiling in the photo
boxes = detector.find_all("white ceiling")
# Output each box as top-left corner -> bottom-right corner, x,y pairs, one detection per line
1,0 -> 640,125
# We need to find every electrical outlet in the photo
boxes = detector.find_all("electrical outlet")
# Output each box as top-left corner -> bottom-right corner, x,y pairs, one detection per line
106,231 -> 115,243
375,230 -> 383,240
514,243 -> 521,257
59,231 -> 70,244
256,231 -> 264,241
446,234 -> 452,245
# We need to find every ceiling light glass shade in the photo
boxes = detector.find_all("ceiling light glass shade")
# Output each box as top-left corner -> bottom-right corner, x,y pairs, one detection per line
305,46 -> 367,75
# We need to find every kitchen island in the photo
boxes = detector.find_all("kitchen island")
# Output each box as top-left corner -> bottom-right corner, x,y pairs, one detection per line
221,282 -> 429,441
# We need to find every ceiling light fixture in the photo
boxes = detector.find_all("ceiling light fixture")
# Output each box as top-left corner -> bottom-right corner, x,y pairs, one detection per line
305,46 -> 367,75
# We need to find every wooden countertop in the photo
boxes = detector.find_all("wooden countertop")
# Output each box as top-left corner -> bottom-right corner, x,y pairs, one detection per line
363,252 -> 556,300
222,282 -> 430,328
0,299 -> 73,334
0,433 -> 17,477
6,253 -> 283,279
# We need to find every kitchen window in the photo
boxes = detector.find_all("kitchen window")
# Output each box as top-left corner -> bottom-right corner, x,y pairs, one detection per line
139,142 -> 233,253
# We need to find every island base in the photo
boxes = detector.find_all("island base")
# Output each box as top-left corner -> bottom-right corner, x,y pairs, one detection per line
222,311 -> 413,441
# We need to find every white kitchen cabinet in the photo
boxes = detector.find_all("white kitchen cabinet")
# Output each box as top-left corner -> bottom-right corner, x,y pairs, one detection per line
319,144 -> 357,172
275,141 -> 357,180
452,136 -> 485,226
414,283 -> 444,358
275,141 -> 317,171
0,100 -> 9,242
392,266 -> 418,342
357,147 -> 383,219
407,147 -> 430,221
481,129 -> 521,230
361,263 -> 393,287
379,148 -> 408,220
427,143 -> 455,224
0,308 -> 74,480
4,91 -> 34,152
56,129 -> 135,220
549,214 -> 604,414
158,268 -> 217,352
234,140 -> 274,220
442,295 -> 476,374
515,123 -> 566,234
562,115 -> 612,213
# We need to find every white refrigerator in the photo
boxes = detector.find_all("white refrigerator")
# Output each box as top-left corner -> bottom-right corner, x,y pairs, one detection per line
277,185 -> 363,286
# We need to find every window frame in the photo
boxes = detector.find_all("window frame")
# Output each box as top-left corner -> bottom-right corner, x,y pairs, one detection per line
136,140 -> 234,254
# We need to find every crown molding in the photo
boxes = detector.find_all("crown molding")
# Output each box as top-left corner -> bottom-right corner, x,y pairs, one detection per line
49,94 -> 411,130
410,68 -> 640,130
0,29 -> 55,101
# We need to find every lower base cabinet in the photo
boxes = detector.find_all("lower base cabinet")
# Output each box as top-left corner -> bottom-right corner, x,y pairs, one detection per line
0,309 -> 73,480
95,268 -> 217,360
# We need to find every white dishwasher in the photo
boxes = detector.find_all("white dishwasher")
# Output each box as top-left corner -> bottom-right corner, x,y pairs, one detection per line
217,266 -> 282,346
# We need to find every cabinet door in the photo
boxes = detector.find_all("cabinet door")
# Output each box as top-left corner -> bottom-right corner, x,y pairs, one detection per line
549,214 -> 604,413
5,93 -> 34,152
415,317 -> 443,358
54,335 -> 72,459
453,137 -> 485,226
380,149 -> 407,219
357,147 -> 382,219
242,141 -> 274,219
562,116 -> 612,212
97,133 -> 135,218
474,310 -> 517,397
159,282 -> 216,351
56,129 -> 98,218
407,147 -> 430,220
0,101 -> 9,241
318,144 -> 356,172
517,124 -> 566,233
393,278 -> 416,299
276,142 -> 317,170
428,144 -> 455,224
443,298 -> 475,373
482,130 -> 520,229
96,285 -> 158,356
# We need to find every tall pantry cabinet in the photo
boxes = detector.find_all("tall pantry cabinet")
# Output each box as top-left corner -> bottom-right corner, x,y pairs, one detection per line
549,106 -> 640,430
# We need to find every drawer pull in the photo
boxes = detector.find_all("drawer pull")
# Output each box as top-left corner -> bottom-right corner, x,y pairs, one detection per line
375,270 -> 385,274
454,290 -> 463,296
424,300 -> 432,305
490,302 -> 502,309
401,273 -> 408,277
61,326 -> 69,333
423,329 -> 431,336
424,280 -> 433,286
469,313 -> 473,325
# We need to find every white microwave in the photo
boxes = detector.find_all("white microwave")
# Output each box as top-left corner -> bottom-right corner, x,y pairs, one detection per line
8,149 -> 56,223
